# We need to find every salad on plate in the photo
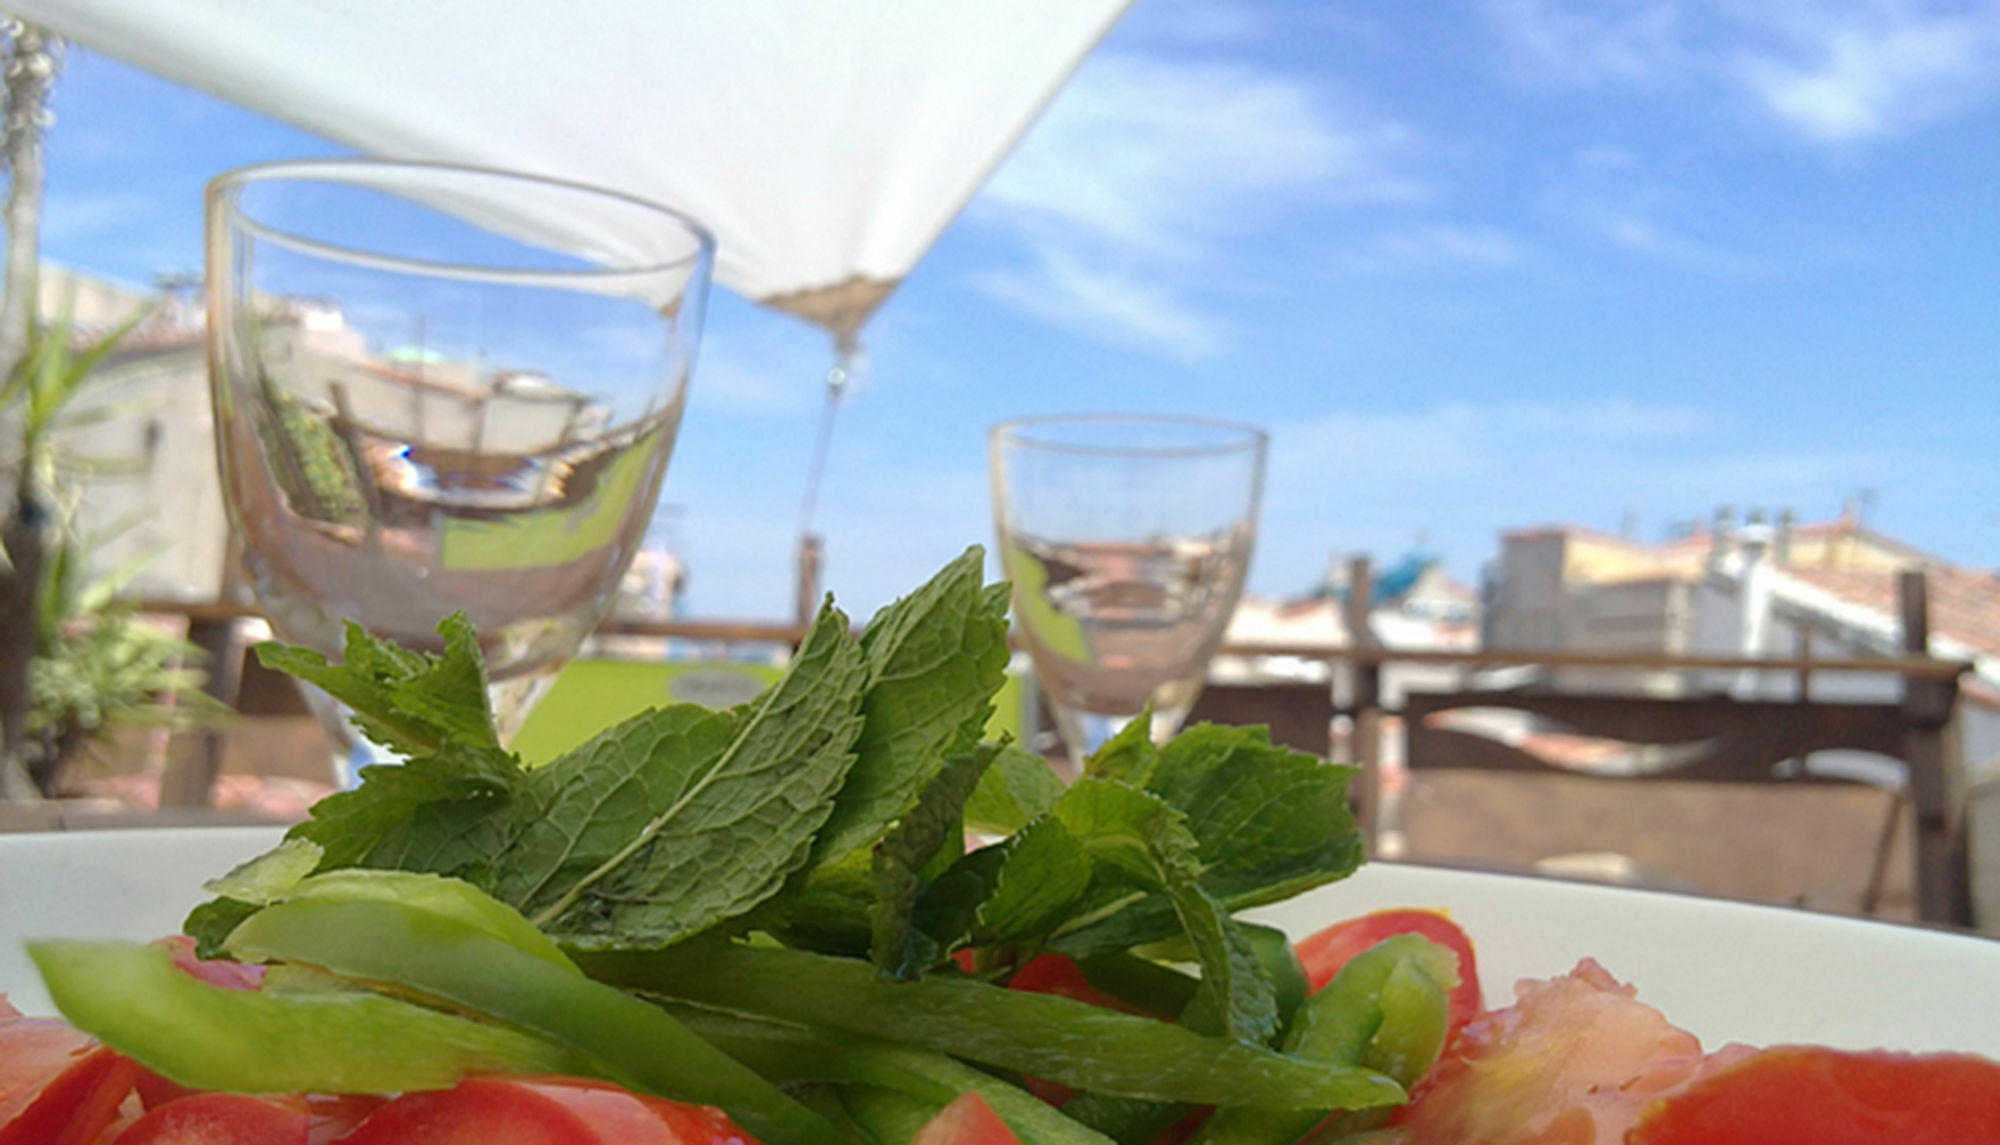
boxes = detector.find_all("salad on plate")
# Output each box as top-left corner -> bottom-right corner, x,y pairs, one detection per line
4,548 -> 1998,1144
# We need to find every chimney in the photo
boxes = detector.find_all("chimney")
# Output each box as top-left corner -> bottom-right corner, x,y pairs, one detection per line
1709,506 -> 1736,563
1740,508 -> 1771,565
1775,508 -> 1796,564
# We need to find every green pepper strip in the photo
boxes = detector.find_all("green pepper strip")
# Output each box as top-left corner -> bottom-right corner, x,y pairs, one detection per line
223,898 -> 841,1145
666,1004 -> 1114,1145
1188,935 -> 1455,1145
27,940 -> 586,1094
841,1085 -> 947,1145
576,943 -> 1405,1112
1059,924 -> 1314,1144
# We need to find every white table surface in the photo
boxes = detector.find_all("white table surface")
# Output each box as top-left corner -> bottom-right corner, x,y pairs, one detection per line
5,828 -> 1997,1056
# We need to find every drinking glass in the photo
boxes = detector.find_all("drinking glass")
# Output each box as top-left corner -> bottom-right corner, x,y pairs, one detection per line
207,161 -> 713,784
989,414 -> 1267,773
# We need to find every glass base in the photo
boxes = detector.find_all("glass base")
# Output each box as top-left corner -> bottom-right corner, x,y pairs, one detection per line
1050,703 -> 1192,779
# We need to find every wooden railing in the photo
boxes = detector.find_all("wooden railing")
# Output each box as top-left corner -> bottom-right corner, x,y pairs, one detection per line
130,581 -> 1977,927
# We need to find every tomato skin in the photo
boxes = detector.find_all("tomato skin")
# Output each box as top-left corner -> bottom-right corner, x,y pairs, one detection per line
110,1093 -> 311,1145
332,1077 -> 744,1145
0,1016 -> 101,1126
911,1092 -> 1021,1145
0,1045 -> 137,1145
1004,955 -> 1152,1017
1000,955 -> 1162,1106
1293,909 -> 1482,1040
1628,1046 -> 2000,1145
158,937 -> 265,993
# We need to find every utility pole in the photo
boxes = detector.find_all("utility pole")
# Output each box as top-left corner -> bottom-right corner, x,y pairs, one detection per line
0,20 -> 60,801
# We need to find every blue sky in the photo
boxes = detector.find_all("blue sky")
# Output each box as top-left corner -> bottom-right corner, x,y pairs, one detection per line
36,0 -> 2000,619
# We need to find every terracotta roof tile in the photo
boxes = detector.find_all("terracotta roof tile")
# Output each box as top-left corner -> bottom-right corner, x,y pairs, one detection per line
1783,565 -> 2000,659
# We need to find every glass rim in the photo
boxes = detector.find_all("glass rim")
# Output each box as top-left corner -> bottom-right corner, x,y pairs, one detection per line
990,412 -> 1268,460
206,158 -> 716,283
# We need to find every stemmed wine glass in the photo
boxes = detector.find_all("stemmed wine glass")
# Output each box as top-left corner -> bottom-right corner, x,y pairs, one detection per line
206,161 -> 714,784
989,414 -> 1267,774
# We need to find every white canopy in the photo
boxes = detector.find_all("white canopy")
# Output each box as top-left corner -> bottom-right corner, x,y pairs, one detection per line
9,1 -> 1131,340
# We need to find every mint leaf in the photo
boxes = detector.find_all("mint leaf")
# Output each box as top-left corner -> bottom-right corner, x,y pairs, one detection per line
257,614 -> 497,757
754,850 -> 874,957
1051,780 -> 1278,1045
1082,710 -> 1160,786
183,897 -> 261,960
812,547 -> 1010,865
1150,725 -> 1365,910
512,602 -> 868,949
968,817 -> 1092,941
962,744 -> 1065,835
870,744 -> 999,978
286,741 -> 521,873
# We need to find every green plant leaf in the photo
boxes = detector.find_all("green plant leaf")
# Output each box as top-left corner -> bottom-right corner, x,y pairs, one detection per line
256,614 -> 499,758
811,546 -> 1011,865
1051,780 -> 1279,1046
870,743 -> 1000,978
509,601 -> 868,949
962,743 -> 1066,835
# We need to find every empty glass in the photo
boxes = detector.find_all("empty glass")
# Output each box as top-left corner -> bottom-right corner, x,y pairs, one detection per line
207,160 -> 713,783
990,414 -> 1267,773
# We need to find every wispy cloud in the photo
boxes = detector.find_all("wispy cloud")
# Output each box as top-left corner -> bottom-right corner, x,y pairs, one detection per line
1483,0 -> 1689,84
1269,397 -> 1727,492
688,340 -> 825,416
39,191 -> 160,246
1337,223 -> 1531,274
1482,0 -> 2000,144
1541,147 -> 1770,276
969,49 -> 1418,356
1730,1 -> 2000,143
968,250 -> 1226,360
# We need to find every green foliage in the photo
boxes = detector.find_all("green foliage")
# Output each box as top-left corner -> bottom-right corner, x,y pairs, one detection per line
4,297 -> 220,790
2,293 -> 153,494
27,520 -> 226,782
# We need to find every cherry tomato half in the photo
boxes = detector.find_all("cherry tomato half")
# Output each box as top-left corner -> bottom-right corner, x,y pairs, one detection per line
1293,909 -> 1482,1040
0,1012 -> 139,1145
109,1093 -> 311,1145
333,1076 -> 749,1145
911,1092 -> 1021,1145
1628,1046 -> 2000,1145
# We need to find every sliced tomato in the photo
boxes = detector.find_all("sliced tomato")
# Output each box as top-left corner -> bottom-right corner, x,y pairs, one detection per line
0,1045 -> 139,1145
1293,909 -> 1482,1039
1005,955 -> 1156,1017
1628,1046 -> 2000,1145
131,1067 -> 200,1113
158,936 -> 266,992
1388,959 -> 1710,1145
304,1093 -> 390,1144
1,1016 -> 101,1125
911,1092 -> 1020,1145
333,1077 -> 743,1145
110,1093 -> 310,1144
1000,955 -> 1163,1106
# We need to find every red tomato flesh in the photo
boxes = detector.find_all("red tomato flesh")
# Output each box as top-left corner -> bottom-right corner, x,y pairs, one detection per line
0,1046 -> 137,1145
1628,1046 -> 2000,1145
0,1016 -> 102,1125
1293,909 -> 1483,1040
109,1093 -> 310,1145
333,1077 -> 743,1145
910,1092 -> 1021,1145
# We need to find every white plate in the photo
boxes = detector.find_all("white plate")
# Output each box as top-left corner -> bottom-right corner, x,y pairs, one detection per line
5,829 -> 1999,1057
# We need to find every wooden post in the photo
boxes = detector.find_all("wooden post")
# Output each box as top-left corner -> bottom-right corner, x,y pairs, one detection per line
795,534 -> 824,628
1897,570 -> 1970,926
1344,557 -> 1385,846
158,617 -> 246,808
